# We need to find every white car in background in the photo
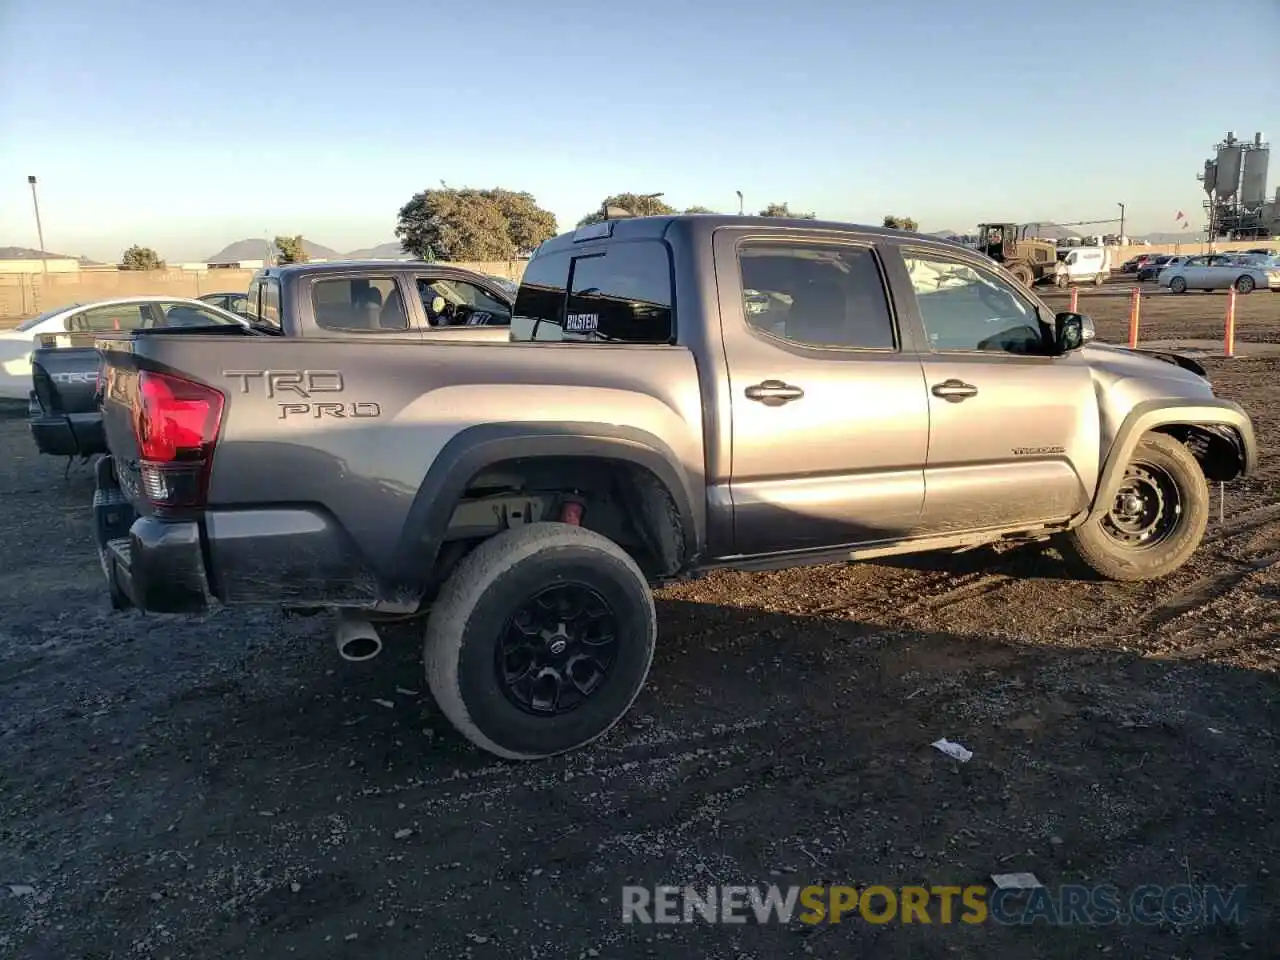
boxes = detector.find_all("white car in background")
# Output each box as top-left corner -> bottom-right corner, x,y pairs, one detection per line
1158,253 -> 1280,295
0,295 -> 249,401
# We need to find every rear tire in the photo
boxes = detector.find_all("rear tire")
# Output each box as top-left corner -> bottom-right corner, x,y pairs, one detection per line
1009,264 -> 1035,287
424,523 -> 656,760
1061,433 -> 1208,582
1170,276 -> 1187,294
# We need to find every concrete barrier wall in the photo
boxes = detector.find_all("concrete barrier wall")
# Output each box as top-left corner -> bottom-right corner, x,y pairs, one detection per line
0,261 -> 530,320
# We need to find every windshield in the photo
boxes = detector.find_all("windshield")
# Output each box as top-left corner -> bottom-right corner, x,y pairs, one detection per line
13,305 -> 72,332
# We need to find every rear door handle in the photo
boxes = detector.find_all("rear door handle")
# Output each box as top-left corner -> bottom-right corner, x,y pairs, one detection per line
745,379 -> 804,405
931,379 -> 978,403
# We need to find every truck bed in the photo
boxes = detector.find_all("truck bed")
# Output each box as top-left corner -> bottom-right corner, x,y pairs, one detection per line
96,331 -> 704,608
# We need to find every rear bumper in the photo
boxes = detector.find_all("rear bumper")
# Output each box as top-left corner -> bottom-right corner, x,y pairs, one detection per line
93,458 -> 211,613
93,455 -> 380,614
29,400 -> 106,457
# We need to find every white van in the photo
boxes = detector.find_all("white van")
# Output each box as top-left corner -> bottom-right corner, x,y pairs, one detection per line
1053,246 -> 1111,287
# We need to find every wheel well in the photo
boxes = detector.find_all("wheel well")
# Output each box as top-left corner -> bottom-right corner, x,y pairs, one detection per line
433,456 -> 686,585
1151,424 -> 1246,482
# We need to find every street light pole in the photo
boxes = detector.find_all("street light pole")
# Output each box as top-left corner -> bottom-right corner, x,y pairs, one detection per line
27,175 -> 47,277
736,190 -> 744,216
639,192 -> 664,216
1117,202 -> 1126,243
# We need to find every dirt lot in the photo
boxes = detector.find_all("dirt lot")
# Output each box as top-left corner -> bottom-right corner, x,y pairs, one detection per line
1,286 -> 1277,959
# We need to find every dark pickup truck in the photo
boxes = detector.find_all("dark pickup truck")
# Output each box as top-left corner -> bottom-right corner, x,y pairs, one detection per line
29,261 -> 513,459
92,214 -> 1257,761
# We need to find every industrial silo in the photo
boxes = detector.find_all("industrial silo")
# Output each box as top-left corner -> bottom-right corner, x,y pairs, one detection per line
1241,133 -> 1270,207
1216,136 -> 1243,199
1202,159 -> 1218,194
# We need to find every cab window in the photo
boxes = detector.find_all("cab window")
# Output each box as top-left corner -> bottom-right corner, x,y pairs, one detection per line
903,254 -> 1047,355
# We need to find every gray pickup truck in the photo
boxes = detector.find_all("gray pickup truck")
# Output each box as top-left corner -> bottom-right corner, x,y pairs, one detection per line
27,261 -> 513,459
91,214 -> 1257,760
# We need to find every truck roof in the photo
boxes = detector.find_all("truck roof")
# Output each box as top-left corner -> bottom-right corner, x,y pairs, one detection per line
536,213 -> 955,256
251,260 -> 435,279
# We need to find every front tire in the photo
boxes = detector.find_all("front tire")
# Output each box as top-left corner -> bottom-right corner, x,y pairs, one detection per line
424,523 -> 656,760
1170,276 -> 1187,294
1235,275 -> 1255,294
1009,264 -> 1035,287
1062,433 -> 1208,582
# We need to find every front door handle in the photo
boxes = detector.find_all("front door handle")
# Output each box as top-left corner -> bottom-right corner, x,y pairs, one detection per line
745,379 -> 804,405
931,379 -> 978,403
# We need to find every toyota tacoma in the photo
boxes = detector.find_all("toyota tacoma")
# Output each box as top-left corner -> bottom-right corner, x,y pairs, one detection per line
91,215 -> 1257,760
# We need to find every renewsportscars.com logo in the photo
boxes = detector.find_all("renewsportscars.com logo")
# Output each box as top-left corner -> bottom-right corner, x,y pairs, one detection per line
621,884 -> 1247,927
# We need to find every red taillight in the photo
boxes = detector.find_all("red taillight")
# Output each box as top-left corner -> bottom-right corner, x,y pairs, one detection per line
131,370 -> 224,508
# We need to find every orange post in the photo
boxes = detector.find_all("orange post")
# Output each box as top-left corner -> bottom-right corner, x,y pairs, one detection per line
1069,286 -> 1079,312
1128,287 -> 1141,348
1224,287 -> 1237,357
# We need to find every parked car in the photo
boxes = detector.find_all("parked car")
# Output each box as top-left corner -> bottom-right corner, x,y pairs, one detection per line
198,291 -> 253,317
26,262 -> 516,460
1137,255 -> 1186,281
1158,253 -> 1280,294
17,297 -> 251,456
1121,253 -> 1156,273
90,214 -> 1256,760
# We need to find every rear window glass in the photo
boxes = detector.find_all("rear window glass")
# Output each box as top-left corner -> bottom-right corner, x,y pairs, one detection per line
511,251 -> 569,339
511,240 -> 674,343
310,277 -> 408,332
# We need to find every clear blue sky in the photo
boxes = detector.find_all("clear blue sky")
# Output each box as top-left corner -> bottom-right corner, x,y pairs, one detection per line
2,0 -> 1277,261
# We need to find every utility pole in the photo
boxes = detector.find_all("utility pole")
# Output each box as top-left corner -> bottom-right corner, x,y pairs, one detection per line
639,192 -> 664,216
1117,202 -> 1126,243
736,190 -> 744,216
27,175 -> 47,277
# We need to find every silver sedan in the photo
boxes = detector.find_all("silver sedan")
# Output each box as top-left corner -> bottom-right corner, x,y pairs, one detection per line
1159,253 -> 1280,294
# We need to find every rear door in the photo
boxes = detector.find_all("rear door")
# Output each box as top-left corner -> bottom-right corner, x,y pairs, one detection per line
887,245 -> 1097,535
714,228 -> 931,555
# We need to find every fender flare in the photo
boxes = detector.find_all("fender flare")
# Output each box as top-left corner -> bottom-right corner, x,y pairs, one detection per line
1084,398 -> 1257,525
390,422 -> 705,581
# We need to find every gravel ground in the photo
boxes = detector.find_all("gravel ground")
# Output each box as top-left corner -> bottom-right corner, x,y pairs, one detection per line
1,288 -> 1278,959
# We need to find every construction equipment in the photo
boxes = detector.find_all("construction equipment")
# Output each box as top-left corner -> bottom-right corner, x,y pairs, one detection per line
976,223 -> 1060,287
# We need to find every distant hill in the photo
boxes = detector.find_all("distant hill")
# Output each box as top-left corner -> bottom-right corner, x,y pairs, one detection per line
342,241 -> 412,260
206,238 -> 343,263
1,245 -> 81,260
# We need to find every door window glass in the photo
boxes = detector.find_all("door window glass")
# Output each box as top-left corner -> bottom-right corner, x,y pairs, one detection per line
737,242 -> 896,349
157,302 -> 240,327
904,254 -> 1047,354
69,304 -> 147,332
416,277 -> 511,327
311,277 -> 406,331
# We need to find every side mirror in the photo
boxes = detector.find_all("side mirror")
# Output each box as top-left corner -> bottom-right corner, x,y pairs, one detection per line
1054,311 -> 1095,353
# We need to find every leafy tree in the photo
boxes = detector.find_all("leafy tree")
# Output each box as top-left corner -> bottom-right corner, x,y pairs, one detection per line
395,187 -> 557,261
479,189 -> 557,255
119,245 -> 164,270
683,205 -> 718,214
275,235 -> 309,264
882,215 -> 919,231
577,193 -> 677,227
758,202 -> 816,219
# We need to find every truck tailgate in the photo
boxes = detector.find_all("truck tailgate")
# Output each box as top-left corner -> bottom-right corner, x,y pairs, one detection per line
28,332 -> 112,456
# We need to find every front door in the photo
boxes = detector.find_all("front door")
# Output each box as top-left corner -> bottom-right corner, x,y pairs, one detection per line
715,232 -> 930,557
890,247 -> 1099,535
